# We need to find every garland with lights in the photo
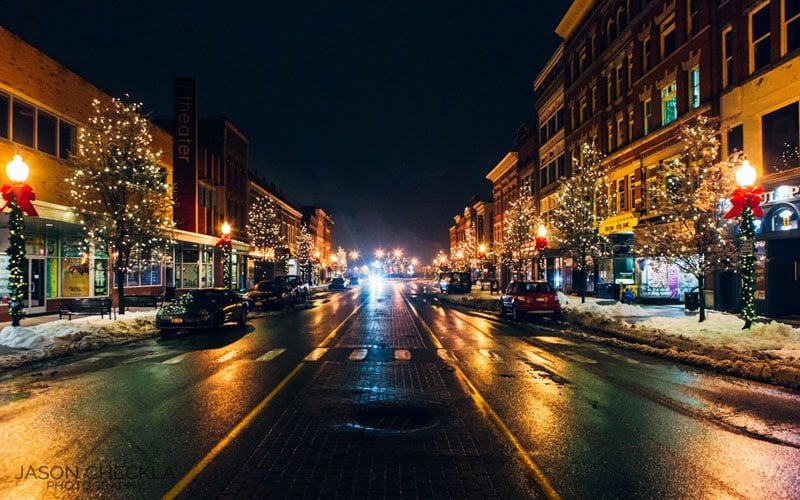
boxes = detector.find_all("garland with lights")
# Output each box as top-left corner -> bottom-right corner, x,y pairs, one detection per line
6,195 -> 26,326
737,205 -> 757,328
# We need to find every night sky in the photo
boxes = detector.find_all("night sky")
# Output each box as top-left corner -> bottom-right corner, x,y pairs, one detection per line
3,2 -> 567,263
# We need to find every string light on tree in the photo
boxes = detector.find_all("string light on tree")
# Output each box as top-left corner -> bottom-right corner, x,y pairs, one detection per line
217,221 -> 233,289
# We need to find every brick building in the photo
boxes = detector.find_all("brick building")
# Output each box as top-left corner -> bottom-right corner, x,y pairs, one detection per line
0,26 -> 173,320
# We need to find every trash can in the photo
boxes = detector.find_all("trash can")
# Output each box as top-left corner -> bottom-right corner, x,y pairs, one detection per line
684,291 -> 699,311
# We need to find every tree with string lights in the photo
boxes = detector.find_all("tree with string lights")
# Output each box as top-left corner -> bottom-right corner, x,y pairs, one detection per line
67,98 -> 173,316
633,115 -> 739,322
295,223 -> 315,286
499,185 -> 540,280
247,195 -> 287,266
551,142 -> 610,303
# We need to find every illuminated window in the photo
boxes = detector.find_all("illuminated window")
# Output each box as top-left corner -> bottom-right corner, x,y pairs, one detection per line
689,66 -> 700,108
773,207 -> 798,230
785,0 -> 800,53
661,81 -> 677,125
751,2 -> 771,72
644,98 -> 652,135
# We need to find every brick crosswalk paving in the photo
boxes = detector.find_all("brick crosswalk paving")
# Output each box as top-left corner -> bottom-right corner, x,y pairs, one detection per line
199,285 -> 537,499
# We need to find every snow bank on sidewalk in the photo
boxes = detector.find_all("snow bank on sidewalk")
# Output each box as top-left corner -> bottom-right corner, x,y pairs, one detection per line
0,311 -> 158,369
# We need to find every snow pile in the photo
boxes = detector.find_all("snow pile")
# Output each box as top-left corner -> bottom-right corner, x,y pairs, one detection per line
563,300 -> 800,389
434,285 -> 800,389
0,311 -> 158,369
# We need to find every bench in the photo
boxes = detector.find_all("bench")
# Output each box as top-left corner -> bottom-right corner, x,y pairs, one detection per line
121,294 -> 160,311
59,298 -> 116,320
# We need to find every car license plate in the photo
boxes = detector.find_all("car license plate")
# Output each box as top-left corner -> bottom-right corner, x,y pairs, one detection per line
254,301 -> 262,306
171,318 -> 183,324
535,298 -> 545,302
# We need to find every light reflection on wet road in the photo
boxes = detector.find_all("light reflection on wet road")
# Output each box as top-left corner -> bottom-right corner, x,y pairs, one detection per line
0,280 -> 798,498
410,282 -> 800,499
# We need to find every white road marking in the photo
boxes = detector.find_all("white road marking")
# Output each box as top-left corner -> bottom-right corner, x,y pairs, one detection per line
524,351 -> 551,366
255,348 -> 286,362
437,349 -> 458,362
348,349 -> 368,361
217,350 -> 240,363
162,354 -> 186,364
564,352 -> 598,364
479,349 -> 503,361
394,349 -> 411,361
304,348 -> 329,361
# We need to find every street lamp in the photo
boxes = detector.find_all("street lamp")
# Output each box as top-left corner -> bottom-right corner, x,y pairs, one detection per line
725,159 -> 763,329
3,155 -> 38,326
217,221 -> 232,289
535,225 -> 549,281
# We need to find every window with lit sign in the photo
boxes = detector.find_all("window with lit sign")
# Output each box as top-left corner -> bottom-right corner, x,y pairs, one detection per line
772,206 -> 798,231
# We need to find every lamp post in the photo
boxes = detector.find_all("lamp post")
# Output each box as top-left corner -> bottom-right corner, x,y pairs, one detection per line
725,159 -> 762,329
218,221 -> 232,289
535,225 -> 549,281
3,155 -> 37,326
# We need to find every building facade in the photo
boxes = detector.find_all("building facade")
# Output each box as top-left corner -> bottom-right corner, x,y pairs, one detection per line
718,0 -> 800,317
0,26 -> 173,320
302,206 -> 334,283
248,176 -> 303,285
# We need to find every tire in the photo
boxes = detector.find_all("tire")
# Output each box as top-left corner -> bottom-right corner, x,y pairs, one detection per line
237,307 -> 247,326
511,305 -> 519,320
499,302 -> 506,317
214,312 -> 224,329
552,311 -> 562,321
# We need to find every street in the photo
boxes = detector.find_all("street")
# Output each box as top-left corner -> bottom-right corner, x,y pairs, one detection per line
1,280 -> 799,499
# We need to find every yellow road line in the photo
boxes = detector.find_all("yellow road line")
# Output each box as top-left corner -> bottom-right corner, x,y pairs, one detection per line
164,304 -> 359,498
162,362 -> 305,499
404,293 -> 561,500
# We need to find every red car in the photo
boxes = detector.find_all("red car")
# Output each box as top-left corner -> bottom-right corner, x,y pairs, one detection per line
499,281 -> 562,320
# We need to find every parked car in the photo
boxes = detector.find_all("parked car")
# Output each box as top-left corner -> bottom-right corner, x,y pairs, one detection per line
247,280 -> 296,310
439,271 -> 472,294
273,275 -> 308,303
499,281 -> 562,320
156,288 -> 248,334
329,277 -> 347,290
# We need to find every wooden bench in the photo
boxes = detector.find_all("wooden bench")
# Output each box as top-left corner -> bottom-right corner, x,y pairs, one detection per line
121,294 -> 160,311
58,298 -> 116,320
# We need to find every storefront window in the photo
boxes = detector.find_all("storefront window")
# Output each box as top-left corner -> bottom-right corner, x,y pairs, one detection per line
61,257 -> 90,297
94,258 -> 108,296
772,206 -> 799,231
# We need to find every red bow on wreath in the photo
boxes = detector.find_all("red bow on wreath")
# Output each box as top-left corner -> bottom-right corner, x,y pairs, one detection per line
215,233 -> 232,250
724,185 -> 763,219
0,183 -> 38,216
534,236 -> 549,251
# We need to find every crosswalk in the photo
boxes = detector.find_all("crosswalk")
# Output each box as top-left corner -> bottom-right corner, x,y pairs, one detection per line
151,346 -> 614,367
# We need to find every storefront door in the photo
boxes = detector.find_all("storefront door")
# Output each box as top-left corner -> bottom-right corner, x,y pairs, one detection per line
767,239 -> 800,316
25,257 -> 46,314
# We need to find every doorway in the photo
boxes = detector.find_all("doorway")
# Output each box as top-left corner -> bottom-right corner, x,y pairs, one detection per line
25,257 -> 46,314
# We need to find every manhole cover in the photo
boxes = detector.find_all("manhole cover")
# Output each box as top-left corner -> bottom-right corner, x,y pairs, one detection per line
347,405 -> 438,434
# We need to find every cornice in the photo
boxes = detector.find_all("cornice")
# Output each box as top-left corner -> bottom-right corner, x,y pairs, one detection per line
555,0 -> 595,40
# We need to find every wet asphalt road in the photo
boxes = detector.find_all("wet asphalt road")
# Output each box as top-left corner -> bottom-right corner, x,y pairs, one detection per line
0,279 -> 798,499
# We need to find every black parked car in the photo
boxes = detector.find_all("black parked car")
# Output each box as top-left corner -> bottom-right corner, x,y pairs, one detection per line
247,280 -> 296,310
439,271 -> 472,294
273,275 -> 309,303
329,277 -> 347,290
156,288 -> 248,334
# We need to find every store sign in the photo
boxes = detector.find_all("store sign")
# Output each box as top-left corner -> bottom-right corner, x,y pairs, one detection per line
599,212 -> 639,235
762,184 -> 800,204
